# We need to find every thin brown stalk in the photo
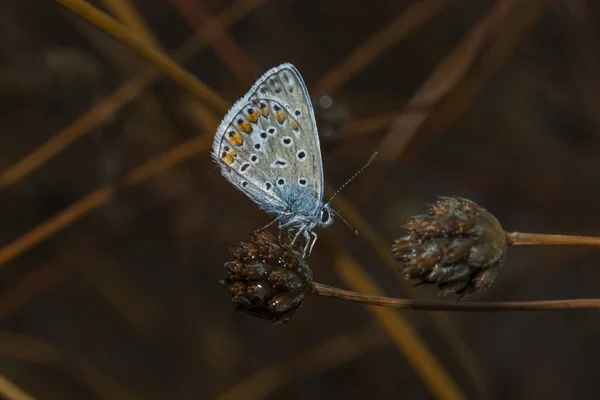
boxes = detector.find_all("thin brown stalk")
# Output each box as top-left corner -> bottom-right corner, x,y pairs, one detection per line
215,324 -> 386,400
0,187 -> 115,267
165,0 -> 263,134
0,0 -> 267,190
0,0 -> 264,265
0,247 -> 82,321
326,187 -> 491,400
0,237 -> 161,344
100,0 -> 158,45
0,137 -> 210,268
80,254 -> 165,343
180,99 -> 221,132
0,374 -> 36,400
0,330 -> 143,400
377,0 -> 517,163
314,0 -> 448,94
167,0 -> 261,86
404,0 -> 550,158
313,282 -> 600,310
507,232 -> 600,247
346,107 -> 430,136
331,250 -> 466,400
57,0 -> 229,112
97,0 -> 221,136
45,8 -> 488,390
76,3 -> 468,398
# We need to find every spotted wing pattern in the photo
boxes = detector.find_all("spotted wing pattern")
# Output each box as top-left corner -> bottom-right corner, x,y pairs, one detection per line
211,63 -> 324,219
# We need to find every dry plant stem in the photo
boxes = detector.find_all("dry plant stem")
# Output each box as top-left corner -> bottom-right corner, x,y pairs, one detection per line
0,3 -> 478,396
507,232 -> 600,247
10,4 -> 476,396
347,106 -> 431,136
312,283 -> 600,310
81,254 -> 164,343
326,188 -> 490,400
0,0 -> 267,190
404,0 -> 549,158
0,374 -> 35,400
331,249 -> 466,400
101,0 -> 157,44
100,0 -> 224,135
215,324 -> 386,400
0,330 -> 143,400
92,3 -> 462,398
314,0 -> 448,94
57,0 -> 229,113
0,249 -> 81,321
0,138 -> 210,268
377,0 -> 516,163
166,0 -> 262,86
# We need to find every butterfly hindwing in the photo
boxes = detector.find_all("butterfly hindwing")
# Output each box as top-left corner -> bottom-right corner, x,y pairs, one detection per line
212,63 -> 324,218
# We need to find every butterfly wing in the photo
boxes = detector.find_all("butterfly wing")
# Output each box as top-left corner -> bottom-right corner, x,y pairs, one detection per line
212,63 -> 324,218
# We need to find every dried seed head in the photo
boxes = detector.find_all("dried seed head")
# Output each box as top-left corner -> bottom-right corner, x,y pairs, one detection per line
222,230 -> 312,324
392,197 -> 508,298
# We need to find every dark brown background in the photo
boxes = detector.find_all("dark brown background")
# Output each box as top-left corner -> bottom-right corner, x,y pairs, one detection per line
1,0 -> 599,399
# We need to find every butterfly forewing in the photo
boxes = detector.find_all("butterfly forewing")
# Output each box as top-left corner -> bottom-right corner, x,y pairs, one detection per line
212,63 -> 324,219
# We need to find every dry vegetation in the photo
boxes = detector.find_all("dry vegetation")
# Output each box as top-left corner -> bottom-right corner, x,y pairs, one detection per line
0,0 -> 599,399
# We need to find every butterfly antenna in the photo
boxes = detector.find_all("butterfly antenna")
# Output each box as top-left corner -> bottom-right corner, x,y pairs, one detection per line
333,209 -> 359,235
325,152 -> 377,206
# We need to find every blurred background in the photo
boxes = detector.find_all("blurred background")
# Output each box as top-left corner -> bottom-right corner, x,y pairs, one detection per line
1,0 -> 599,399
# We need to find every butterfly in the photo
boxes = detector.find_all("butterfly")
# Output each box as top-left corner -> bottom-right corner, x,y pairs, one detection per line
212,63 -> 333,255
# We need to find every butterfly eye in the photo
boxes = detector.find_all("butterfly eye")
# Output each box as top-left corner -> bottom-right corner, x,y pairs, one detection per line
321,208 -> 330,223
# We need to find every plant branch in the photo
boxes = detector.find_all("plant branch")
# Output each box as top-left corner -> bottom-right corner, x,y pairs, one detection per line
56,0 -> 229,113
312,282 -> 600,311
507,231 -> 600,247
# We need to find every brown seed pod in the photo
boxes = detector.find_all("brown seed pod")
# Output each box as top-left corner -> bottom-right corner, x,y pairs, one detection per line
392,197 -> 508,298
222,230 -> 312,324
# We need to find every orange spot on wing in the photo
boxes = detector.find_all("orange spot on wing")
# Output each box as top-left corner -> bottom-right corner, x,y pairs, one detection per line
229,150 -> 237,157
238,121 -> 253,133
222,154 -> 234,164
230,133 -> 243,146
291,120 -> 299,130
276,112 -> 286,124
246,113 -> 259,123
259,108 -> 269,117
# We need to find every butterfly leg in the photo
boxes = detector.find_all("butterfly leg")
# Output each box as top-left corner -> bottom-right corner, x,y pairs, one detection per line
290,227 -> 304,247
300,229 -> 317,256
301,231 -> 311,256
307,231 -> 318,255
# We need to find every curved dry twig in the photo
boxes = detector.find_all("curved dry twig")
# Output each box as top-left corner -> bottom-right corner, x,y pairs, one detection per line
313,282 -> 600,311
0,0 -> 268,190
